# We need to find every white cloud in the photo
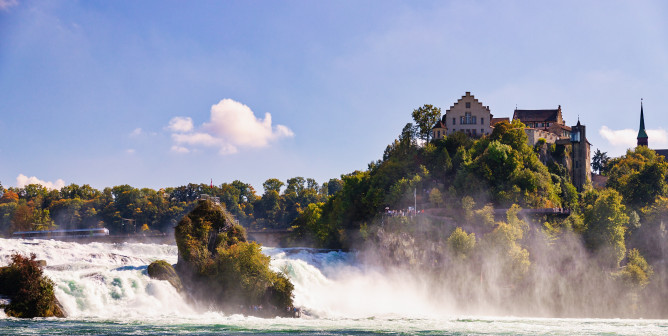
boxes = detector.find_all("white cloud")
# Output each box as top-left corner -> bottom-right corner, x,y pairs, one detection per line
647,129 -> 668,146
168,117 -> 194,132
16,174 -> 65,190
130,128 -> 142,137
126,149 -> 136,154
0,0 -> 18,11
167,99 -> 294,154
599,126 -> 668,148
170,145 -> 190,154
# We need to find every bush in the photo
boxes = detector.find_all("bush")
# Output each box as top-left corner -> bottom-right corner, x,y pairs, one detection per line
0,253 -> 65,318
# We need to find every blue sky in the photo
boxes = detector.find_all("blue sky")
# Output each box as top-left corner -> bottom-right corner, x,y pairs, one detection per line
1,0 -> 667,192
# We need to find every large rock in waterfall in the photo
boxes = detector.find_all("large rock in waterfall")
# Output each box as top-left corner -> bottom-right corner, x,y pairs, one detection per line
147,260 -> 184,293
0,253 -> 65,318
174,199 -> 294,317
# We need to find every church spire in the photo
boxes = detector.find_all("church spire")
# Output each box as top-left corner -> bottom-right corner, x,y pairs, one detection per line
637,99 -> 648,147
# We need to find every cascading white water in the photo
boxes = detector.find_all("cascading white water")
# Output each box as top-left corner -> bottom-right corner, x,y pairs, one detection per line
1,238 -> 666,335
0,238 -> 450,320
0,238 -> 192,318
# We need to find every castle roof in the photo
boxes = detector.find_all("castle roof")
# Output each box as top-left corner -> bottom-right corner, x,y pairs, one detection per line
513,108 -> 561,123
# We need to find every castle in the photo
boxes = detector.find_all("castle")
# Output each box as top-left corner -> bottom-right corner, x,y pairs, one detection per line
432,92 -> 591,191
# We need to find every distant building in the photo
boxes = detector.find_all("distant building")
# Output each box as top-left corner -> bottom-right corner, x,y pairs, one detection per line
570,120 -> 591,191
637,100 -> 648,147
429,93 -> 591,191
432,92 -> 494,140
512,106 -> 572,146
636,100 -> 668,159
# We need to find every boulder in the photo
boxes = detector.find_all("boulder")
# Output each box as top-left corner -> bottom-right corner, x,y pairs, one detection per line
147,260 -> 183,292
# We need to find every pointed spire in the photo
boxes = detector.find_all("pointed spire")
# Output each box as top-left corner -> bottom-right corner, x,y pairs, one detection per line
638,98 -> 648,146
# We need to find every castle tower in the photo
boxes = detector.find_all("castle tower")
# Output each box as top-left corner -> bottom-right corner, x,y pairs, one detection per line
570,119 -> 591,191
638,100 -> 648,147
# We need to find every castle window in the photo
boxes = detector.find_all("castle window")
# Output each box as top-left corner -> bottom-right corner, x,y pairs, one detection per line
466,102 -> 471,108
481,129 -> 484,134
472,116 -> 477,124
481,118 -> 484,125
453,118 -> 456,125
463,112 -> 472,124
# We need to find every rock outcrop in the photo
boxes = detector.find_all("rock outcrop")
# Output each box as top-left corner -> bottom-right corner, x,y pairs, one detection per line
174,199 -> 295,317
147,260 -> 184,292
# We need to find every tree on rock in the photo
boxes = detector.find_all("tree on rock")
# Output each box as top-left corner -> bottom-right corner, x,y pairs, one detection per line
174,199 -> 294,316
0,253 -> 65,318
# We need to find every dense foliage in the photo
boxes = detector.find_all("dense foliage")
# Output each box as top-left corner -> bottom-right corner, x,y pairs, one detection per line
174,200 -> 294,316
0,177 -> 338,236
0,253 -> 65,318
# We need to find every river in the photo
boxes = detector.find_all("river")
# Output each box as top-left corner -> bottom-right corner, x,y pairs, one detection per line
0,238 -> 665,335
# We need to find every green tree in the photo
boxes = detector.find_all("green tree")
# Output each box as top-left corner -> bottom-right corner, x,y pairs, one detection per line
583,189 -> 629,267
327,178 -> 343,196
429,188 -> 443,208
447,227 -> 476,259
607,147 -> 668,208
591,149 -> 610,175
617,248 -> 653,289
412,104 -> 442,143
262,178 -> 284,194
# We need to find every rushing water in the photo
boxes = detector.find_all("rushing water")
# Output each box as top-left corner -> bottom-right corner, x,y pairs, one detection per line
0,238 -> 666,335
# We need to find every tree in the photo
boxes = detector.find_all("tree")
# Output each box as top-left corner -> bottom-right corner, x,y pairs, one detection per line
606,147 -> 668,208
429,188 -> 443,208
617,248 -> 653,289
412,104 -> 441,143
262,178 -> 284,194
327,178 -> 343,196
583,189 -> 629,267
447,227 -> 476,259
591,149 -> 610,175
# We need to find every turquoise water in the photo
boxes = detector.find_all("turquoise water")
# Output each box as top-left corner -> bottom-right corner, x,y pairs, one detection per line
1,316 -> 666,335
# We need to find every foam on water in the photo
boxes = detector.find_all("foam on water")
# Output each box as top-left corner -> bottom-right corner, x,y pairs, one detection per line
0,238 -> 667,335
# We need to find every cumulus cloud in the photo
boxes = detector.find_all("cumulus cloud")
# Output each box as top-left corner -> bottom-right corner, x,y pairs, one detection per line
599,126 -> 668,148
16,174 -> 65,190
168,117 -> 194,133
168,99 -> 294,154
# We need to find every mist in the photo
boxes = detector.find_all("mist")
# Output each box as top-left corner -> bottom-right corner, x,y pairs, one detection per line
341,209 -> 668,319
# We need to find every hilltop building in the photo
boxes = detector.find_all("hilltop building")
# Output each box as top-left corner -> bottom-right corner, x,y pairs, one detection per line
512,106 -> 572,146
431,92 -> 591,191
569,120 -> 591,191
432,92 -> 493,140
